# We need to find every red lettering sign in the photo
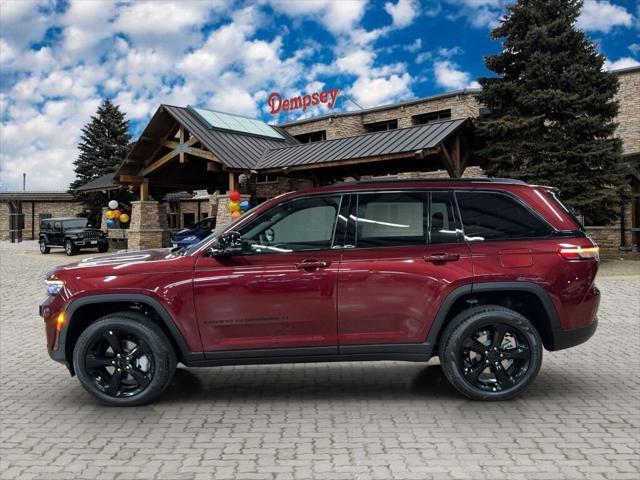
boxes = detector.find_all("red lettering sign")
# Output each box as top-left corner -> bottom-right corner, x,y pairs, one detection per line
268,88 -> 340,115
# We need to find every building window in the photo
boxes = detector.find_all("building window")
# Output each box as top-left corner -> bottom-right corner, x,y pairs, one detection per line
255,174 -> 279,184
365,120 -> 398,133
294,130 -> 326,143
167,201 -> 180,230
412,109 -> 452,125
183,213 -> 195,228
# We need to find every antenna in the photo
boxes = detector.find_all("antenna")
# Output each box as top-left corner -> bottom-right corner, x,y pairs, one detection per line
338,91 -> 364,111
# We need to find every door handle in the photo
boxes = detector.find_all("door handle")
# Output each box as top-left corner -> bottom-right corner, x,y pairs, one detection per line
295,260 -> 331,271
424,252 -> 460,263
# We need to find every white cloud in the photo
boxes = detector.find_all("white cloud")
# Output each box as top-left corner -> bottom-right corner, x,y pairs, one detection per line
603,57 -> 640,71
349,73 -> 412,107
629,44 -> 640,55
443,0 -> 509,28
433,60 -> 480,90
384,0 -> 419,28
577,0 -> 634,33
265,0 -> 366,35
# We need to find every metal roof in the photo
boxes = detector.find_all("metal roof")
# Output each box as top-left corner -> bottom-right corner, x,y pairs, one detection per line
74,172 -> 119,192
0,192 -> 76,201
257,117 -> 470,170
163,105 -> 293,170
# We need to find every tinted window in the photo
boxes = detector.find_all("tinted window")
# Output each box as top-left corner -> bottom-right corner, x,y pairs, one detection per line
238,196 -> 341,254
430,191 -> 459,244
456,191 -> 551,241
355,192 -> 428,248
63,219 -> 88,229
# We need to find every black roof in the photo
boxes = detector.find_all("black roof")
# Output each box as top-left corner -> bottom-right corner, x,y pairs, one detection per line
0,192 -> 76,201
74,172 -> 119,192
257,118 -> 470,169
334,177 -> 527,186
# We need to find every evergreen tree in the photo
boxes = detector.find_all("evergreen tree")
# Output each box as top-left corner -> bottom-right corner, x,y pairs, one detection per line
475,0 -> 626,224
70,99 -> 132,219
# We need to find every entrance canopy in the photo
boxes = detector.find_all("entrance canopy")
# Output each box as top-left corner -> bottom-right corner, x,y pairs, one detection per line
116,104 -> 474,197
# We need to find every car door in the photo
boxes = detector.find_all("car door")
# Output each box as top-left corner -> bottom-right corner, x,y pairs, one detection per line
193,194 -> 348,354
337,190 -> 473,347
52,221 -> 63,246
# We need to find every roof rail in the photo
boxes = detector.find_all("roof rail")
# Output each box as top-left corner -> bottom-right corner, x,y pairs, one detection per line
334,177 -> 528,186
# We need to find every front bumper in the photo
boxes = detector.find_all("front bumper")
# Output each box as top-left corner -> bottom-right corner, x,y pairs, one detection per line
72,238 -> 108,247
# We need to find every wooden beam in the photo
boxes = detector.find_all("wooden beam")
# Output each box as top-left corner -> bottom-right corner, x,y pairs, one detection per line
140,179 -> 149,201
438,144 -> 458,178
119,175 -> 143,184
179,126 -> 185,164
145,148 -> 179,175
184,147 -> 220,162
228,172 -> 237,191
162,136 -> 197,150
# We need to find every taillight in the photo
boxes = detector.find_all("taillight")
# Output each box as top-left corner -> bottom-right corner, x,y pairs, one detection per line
558,246 -> 599,261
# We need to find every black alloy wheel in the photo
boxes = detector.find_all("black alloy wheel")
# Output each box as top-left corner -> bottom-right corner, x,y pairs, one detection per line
73,313 -> 176,406
440,305 -> 542,401
459,323 -> 531,393
84,329 -> 155,398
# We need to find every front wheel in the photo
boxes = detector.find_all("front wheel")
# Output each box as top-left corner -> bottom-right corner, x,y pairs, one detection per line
73,313 -> 177,406
64,239 -> 77,256
439,305 -> 542,401
98,243 -> 109,253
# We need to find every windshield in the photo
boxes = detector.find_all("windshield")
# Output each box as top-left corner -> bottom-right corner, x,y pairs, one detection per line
63,218 -> 89,229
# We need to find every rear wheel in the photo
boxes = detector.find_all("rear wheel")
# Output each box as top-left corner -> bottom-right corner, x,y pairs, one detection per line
64,239 -> 77,256
39,240 -> 50,254
73,313 -> 176,406
439,305 -> 542,401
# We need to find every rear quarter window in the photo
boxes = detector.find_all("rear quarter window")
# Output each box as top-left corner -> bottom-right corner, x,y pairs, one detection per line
456,191 -> 552,241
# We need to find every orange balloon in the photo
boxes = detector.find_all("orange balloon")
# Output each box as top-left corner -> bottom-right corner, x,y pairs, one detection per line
113,209 -> 121,219
230,211 -> 242,219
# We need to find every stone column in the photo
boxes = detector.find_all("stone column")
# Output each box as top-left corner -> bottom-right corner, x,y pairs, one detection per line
215,193 -> 252,228
100,207 -> 108,231
127,201 -> 170,250
0,203 -> 11,241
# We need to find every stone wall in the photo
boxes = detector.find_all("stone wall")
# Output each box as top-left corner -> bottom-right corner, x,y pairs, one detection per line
282,91 -> 481,140
0,203 -> 10,241
127,201 -> 170,250
615,68 -> 640,156
584,204 -> 634,251
254,177 -> 314,200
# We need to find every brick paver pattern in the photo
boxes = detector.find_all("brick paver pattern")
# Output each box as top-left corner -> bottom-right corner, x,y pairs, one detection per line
1,241 -> 639,480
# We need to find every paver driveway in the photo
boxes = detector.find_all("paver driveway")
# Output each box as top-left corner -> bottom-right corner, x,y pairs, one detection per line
1,241 -> 639,480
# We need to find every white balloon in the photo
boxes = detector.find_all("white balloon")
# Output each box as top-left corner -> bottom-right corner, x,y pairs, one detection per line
108,200 -> 118,209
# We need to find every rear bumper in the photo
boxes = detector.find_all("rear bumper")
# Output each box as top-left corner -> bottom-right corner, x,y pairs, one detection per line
550,316 -> 598,351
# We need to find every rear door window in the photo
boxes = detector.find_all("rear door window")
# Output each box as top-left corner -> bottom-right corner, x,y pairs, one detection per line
456,191 -> 552,241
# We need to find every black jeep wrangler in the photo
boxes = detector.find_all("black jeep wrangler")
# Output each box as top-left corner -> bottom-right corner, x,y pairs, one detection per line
39,218 -> 109,256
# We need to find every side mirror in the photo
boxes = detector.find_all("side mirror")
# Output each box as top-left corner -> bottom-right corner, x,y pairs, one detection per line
207,231 -> 242,257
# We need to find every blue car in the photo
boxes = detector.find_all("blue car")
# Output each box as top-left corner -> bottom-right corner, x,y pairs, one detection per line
170,217 -> 216,248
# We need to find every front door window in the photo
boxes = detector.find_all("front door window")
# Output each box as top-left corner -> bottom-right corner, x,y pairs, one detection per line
238,196 -> 343,254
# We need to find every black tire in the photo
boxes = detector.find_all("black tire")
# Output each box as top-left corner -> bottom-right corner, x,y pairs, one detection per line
439,305 -> 542,401
39,240 -> 50,254
64,239 -> 77,256
73,312 -> 177,406
98,244 -> 109,253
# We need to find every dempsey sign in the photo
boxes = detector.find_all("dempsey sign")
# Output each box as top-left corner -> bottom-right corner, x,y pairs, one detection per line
268,88 -> 340,115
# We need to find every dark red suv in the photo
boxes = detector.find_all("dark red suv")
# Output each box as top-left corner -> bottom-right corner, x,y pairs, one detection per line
40,179 -> 600,405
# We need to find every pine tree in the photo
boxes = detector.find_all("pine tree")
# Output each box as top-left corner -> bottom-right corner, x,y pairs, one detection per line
475,0 -> 626,224
70,99 -> 132,217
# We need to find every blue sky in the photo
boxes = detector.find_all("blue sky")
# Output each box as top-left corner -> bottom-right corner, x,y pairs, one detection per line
1,0 -> 638,191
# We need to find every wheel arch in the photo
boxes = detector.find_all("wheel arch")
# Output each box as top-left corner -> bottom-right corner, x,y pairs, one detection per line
428,282 -> 560,352
61,294 -> 202,370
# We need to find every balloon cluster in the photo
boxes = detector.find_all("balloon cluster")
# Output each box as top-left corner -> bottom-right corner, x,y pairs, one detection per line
105,200 -> 129,228
228,190 -> 250,220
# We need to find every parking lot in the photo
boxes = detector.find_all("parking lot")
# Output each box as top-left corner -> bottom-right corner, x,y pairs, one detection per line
0,240 -> 638,480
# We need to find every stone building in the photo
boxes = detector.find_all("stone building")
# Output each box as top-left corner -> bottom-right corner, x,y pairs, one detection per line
0,192 -> 85,242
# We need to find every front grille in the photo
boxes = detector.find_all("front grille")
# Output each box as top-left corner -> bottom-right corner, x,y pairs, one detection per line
84,231 -> 101,240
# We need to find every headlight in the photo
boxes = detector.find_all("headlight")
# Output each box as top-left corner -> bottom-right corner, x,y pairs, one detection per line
45,279 -> 64,296
183,236 -> 197,241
